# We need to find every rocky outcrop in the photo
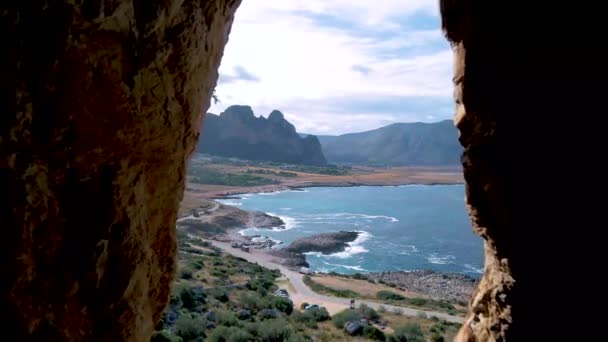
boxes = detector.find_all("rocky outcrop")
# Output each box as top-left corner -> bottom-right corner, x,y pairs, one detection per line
283,231 -> 359,254
0,0 -> 241,340
197,105 -> 327,165
177,200 -> 284,236
441,1 -> 607,340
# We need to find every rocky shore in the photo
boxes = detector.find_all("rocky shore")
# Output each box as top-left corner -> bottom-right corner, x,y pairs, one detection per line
283,231 -> 359,254
268,231 -> 360,269
366,270 -> 479,303
177,199 -> 284,238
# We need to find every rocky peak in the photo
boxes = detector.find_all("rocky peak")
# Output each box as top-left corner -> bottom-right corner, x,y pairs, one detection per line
221,105 -> 256,121
268,110 -> 285,121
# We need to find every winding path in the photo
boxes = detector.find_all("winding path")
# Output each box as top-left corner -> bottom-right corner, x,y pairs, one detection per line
208,240 -> 464,324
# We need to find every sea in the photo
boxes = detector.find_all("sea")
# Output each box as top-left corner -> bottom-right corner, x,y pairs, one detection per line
217,185 -> 484,278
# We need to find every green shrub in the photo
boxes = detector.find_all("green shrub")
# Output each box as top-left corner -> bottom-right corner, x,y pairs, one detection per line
332,309 -> 361,329
286,332 -> 309,342
377,290 -> 405,301
357,304 -> 380,321
151,331 -> 182,342
239,292 -> 265,312
179,287 -> 205,310
207,288 -> 229,302
303,276 -> 359,298
431,334 -> 445,342
179,268 -> 194,280
389,323 -> 425,342
174,314 -> 205,341
257,319 -> 292,342
269,296 -> 293,315
216,309 -> 239,327
190,260 -> 204,270
352,273 -> 367,280
363,324 -> 386,341
207,326 -> 253,342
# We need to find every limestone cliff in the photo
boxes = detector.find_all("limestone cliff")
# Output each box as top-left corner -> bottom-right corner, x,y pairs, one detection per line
198,105 -> 327,165
0,0 -> 241,340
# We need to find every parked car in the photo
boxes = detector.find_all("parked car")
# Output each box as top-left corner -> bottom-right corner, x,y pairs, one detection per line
304,304 -> 320,311
274,289 -> 289,298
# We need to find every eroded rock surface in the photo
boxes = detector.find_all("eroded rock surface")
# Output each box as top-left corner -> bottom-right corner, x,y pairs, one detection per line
0,0 -> 240,340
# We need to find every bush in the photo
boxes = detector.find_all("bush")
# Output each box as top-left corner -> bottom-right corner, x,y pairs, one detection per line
389,323 -> 425,342
180,268 -> 194,280
377,290 -> 405,301
363,324 -> 386,341
207,326 -> 252,342
357,304 -> 380,321
417,311 -> 428,319
180,286 -> 205,310
332,309 -> 361,329
216,309 -> 239,327
257,319 -> 292,342
239,292 -> 265,312
207,288 -> 229,302
302,276 -> 360,298
269,296 -> 293,315
151,331 -> 182,342
352,273 -> 367,280
431,334 -> 445,342
174,314 -> 205,341
190,260 -> 204,270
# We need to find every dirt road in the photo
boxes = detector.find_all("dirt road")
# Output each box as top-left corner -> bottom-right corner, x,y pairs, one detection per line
209,240 -> 464,324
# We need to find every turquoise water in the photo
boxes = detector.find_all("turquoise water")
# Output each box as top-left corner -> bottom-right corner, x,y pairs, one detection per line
218,185 -> 483,277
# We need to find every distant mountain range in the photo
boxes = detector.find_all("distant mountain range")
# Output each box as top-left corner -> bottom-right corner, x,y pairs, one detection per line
304,120 -> 463,166
197,105 -> 327,165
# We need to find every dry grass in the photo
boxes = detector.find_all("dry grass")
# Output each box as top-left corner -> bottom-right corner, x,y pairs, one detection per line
311,275 -> 430,299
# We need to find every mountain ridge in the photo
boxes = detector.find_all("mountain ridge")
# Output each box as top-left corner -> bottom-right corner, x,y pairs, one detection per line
303,120 -> 462,166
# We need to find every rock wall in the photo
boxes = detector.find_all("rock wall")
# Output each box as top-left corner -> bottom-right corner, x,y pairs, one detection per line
0,0 -> 240,340
441,1 -> 607,340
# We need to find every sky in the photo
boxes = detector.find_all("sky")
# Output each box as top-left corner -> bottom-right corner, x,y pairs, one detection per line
210,0 -> 454,135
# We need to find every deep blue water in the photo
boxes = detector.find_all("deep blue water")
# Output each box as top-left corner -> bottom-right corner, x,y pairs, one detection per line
217,185 -> 483,277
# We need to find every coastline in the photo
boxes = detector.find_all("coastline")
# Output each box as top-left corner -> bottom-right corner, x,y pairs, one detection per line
209,181 -> 464,200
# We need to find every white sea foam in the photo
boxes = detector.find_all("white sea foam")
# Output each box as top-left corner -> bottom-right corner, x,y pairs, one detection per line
322,261 -> 367,272
426,253 -> 456,265
267,213 -> 298,230
324,231 -> 372,259
296,212 -> 398,223
398,245 -> 419,255
220,200 -> 242,206
464,264 -> 483,274
280,207 -> 292,211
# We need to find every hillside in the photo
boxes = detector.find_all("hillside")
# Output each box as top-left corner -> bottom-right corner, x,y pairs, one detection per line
310,121 -> 462,166
198,105 -> 327,165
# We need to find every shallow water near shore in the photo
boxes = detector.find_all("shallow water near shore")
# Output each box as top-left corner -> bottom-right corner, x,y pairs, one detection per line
217,185 -> 483,277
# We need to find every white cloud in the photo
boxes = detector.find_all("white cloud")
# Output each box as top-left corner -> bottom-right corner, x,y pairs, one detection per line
211,0 -> 453,135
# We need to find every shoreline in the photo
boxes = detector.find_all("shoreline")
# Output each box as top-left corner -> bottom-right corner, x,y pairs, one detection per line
209,181 -> 464,200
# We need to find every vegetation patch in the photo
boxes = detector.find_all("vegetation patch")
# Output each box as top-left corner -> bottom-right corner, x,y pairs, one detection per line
376,290 -> 458,315
303,275 -> 360,298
